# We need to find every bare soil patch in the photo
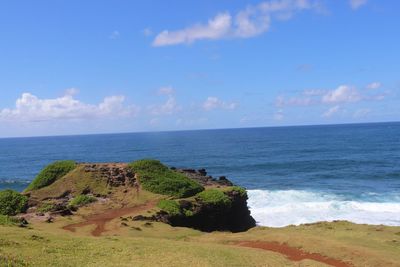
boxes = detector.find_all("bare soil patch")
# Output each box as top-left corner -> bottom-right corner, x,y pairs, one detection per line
235,241 -> 353,267
63,200 -> 155,236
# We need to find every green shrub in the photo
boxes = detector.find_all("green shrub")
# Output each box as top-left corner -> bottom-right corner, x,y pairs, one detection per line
0,190 -> 28,216
0,214 -> 23,226
225,186 -> 247,197
157,200 -> 181,216
196,189 -> 231,207
25,160 -> 77,191
68,195 -> 96,209
37,202 -> 57,213
129,159 -> 204,198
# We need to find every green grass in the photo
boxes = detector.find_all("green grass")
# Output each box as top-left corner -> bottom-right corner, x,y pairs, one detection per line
25,160 -> 77,191
28,165 -> 109,201
0,215 -> 23,226
68,195 -> 96,209
0,225 -> 293,267
129,159 -> 204,198
157,200 -> 181,216
0,190 -> 28,216
196,189 -> 231,207
224,186 -> 247,197
37,202 -> 58,213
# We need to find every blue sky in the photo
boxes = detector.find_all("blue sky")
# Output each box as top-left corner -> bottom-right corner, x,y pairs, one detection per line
0,0 -> 399,137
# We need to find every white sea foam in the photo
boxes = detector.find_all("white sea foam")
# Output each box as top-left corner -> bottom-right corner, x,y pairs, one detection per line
247,189 -> 400,227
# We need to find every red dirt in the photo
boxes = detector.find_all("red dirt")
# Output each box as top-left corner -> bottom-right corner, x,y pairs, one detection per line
63,201 -> 155,236
236,241 -> 352,267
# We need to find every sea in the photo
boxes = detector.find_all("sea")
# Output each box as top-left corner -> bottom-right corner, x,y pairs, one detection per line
1,122 -> 399,227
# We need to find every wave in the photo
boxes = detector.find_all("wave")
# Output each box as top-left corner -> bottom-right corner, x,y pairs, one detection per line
247,189 -> 400,227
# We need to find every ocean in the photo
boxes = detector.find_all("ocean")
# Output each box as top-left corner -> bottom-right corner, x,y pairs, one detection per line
1,122 -> 399,227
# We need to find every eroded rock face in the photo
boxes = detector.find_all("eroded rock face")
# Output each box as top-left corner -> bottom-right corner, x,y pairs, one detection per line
176,169 -> 233,187
133,172 -> 256,233
82,163 -> 136,187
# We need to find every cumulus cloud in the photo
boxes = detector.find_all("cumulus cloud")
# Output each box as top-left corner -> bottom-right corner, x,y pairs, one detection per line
149,96 -> 181,115
366,82 -> 381,90
0,92 -> 139,122
153,0 -> 319,46
322,85 -> 361,103
349,0 -> 367,10
322,105 -> 341,118
202,97 -> 238,111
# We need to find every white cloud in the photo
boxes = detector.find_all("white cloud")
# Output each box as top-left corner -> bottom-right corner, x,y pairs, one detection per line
322,105 -> 341,118
157,86 -> 175,96
202,96 -> 238,111
153,0 -> 319,46
322,85 -> 361,103
349,0 -> 367,10
0,92 -> 139,122
153,13 -> 232,46
366,82 -> 381,90
149,96 -> 180,115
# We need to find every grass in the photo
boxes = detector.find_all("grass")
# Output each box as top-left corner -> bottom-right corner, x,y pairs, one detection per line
157,200 -> 181,216
28,165 -> 109,201
37,202 -> 58,213
129,159 -> 204,198
196,189 -> 231,207
223,186 -> 247,198
68,195 -> 96,209
0,190 -> 28,216
1,220 -> 400,266
0,225 -> 292,267
0,215 -> 23,226
25,160 -> 77,191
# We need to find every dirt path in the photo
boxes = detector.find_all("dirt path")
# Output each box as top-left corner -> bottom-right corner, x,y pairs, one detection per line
235,241 -> 352,267
63,201 -> 155,236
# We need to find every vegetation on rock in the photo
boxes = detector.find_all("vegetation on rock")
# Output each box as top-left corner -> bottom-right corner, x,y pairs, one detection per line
36,202 -> 58,213
129,159 -> 204,198
196,189 -> 231,207
68,195 -> 96,209
0,190 -> 28,216
25,160 -> 76,191
157,200 -> 181,216
224,186 -> 247,197
0,215 -> 23,226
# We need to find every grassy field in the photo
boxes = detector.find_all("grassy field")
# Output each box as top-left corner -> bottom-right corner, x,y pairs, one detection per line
1,218 -> 400,266
2,161 -> 399,266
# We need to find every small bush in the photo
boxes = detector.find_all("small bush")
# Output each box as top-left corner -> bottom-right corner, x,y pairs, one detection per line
225,186 -> 247,197
0,215 -> 23,226
129,159 -> 204,198
37,202 -> 57,213
0,190 -> 28,216
25,160 -> 76,191
196,189 -> 231,207
157,200 -> 181,216
68,195 -> 96,209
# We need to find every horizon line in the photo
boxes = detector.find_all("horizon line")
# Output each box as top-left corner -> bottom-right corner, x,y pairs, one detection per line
1,120 -> 399,140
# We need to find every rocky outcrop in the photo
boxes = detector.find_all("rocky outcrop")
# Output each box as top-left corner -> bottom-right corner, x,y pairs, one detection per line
82,163 -> 136,187
133,173 -> 256,233
176,168 -> 233,187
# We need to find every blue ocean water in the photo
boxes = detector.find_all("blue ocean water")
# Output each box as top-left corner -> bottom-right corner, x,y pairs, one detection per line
1,122 -> 399,226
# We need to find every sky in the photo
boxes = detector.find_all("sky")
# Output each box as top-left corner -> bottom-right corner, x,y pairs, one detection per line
0,0 -> 399,137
